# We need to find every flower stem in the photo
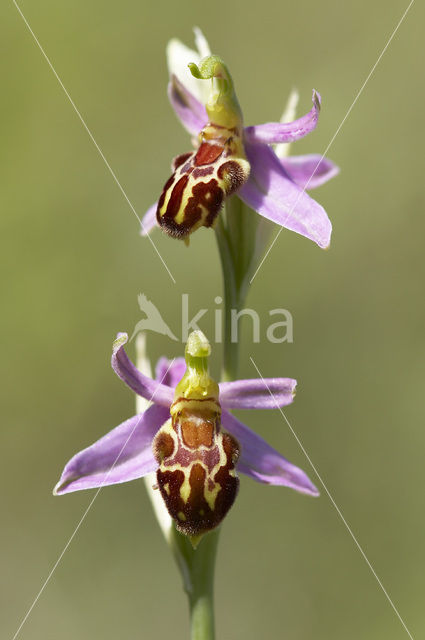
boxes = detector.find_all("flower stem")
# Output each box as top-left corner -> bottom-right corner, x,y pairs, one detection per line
188,533 -> 219,640
215,196 -> 268,381
215,215 -> 239,381
170,527 -> 220,640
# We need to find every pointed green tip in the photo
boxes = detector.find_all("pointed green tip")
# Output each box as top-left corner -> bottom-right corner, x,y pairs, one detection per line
189,533 -> 204,549
112,333 -> 128,352
186,330 -> 211,358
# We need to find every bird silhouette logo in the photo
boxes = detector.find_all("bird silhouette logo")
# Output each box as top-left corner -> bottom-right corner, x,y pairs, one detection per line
129,294 -> 178,342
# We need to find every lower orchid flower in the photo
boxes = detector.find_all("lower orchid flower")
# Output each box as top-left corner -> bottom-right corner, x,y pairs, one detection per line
54,331 -> 318,541
141,30 -> 339,248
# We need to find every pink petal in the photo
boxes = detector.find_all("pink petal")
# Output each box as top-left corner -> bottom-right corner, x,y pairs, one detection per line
244,90 -> 321,144
54,405 -> 169,494
168,74 -> 208,136
238,140 -> 332,249
219,378 -> 296,410
140,202 -> 158,237
155,356 -> 186,387
222,411 -> 319,496
281,154 -> 340,190
111,333 -> 174,407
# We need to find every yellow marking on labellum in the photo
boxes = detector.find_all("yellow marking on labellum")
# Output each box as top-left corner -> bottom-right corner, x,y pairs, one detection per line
179,470 -> 192,504
177,511 -> 186,521
171,398 -> 219,418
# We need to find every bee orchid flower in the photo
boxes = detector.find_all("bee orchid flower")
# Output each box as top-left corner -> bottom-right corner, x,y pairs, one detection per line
54,331 -> 318,540
141,30 -> 339,248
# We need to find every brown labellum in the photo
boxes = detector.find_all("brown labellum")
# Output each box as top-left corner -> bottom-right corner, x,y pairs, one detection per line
152,400 -> 240,537
156,124 -> 250,240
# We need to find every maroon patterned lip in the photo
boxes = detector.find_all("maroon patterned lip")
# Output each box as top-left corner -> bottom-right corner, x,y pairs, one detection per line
153,412 -> 240,536
157,129 -> 249,240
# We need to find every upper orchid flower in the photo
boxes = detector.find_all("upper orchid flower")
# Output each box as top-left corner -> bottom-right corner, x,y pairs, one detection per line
141,30 -> 339,248
55,331 -> 318,541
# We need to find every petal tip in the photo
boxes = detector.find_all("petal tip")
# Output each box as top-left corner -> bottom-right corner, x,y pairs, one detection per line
312,89 -> 322,110
53,470 -> 80,495
53,478 -> 68,496
292,473 -> 320,497
305,481 -> 320,497
331,163 -> 341,178
317,219 -> 332,249
320,233 -> 332,250
113,332 -> 128,354
192,27 -> 211,58
140,223 -> 150,237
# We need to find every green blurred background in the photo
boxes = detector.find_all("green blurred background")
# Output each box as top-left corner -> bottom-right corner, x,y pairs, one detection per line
2,0 -> 424,638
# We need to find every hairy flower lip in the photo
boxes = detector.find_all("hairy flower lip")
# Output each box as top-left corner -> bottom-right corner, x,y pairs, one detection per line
54,333 -> 318,498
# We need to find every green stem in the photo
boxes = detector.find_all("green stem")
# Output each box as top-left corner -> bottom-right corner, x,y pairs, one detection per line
215,198 -> 255,381
170,527 -> 220,640
215,215 -> 239,381
188,533 -> 219,640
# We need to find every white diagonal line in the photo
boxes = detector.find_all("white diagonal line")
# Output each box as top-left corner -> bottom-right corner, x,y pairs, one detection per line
250,0 -> 415,284
11,359 -> 175,640
12,0 -> 176,285
250,356 -> 414,639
